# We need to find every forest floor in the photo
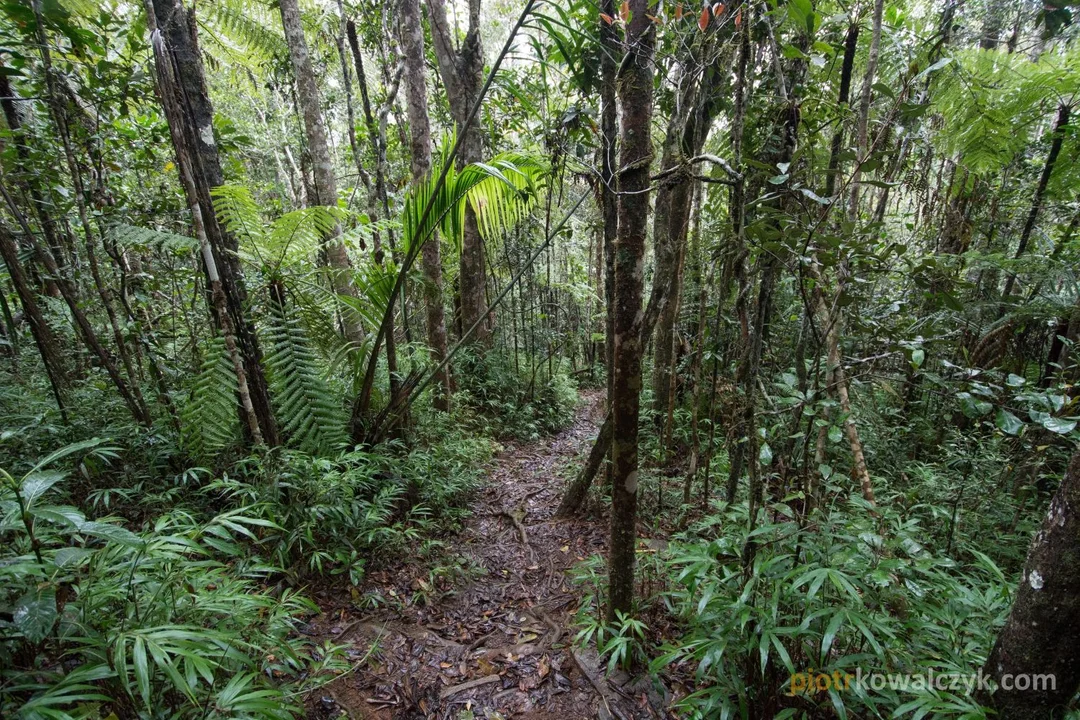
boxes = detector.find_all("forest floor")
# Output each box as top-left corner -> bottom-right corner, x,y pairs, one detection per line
304,391 -> 669,719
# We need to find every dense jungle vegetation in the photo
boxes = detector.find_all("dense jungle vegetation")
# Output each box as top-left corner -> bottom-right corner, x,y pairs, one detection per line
1,0 -> 1080,717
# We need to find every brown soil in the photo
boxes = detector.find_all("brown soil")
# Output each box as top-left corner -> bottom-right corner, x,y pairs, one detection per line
304,391 -> 667,719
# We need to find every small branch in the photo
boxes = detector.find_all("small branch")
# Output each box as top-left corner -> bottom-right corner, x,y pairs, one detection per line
439,674 -> 501,699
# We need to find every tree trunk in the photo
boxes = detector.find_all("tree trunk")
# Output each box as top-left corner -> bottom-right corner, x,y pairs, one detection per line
399,0 -> 452,411
145,15 -> 263,444
1001,103 -> 1070,300
0,222 -> 68,419
278,0 -> 365,347
339,6 -> 402,415
1,181 -> 151,428
30,0 -> 148,420
426,0 -> 490,348
980,448 -> 1080,718
607,0 -> 655,620
600,0 -> 619,487
149,0 -> 278,446
846,0 -> 884,222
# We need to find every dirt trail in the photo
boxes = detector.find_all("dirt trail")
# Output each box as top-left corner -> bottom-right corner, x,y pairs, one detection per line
307,391 -> 664,719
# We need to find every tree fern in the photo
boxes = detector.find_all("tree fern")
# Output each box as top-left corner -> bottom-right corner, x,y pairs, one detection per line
196,0 -> 288,68
181,336 -> 240,459
109,223 -> 197,257
264,291 -> 349,455
212,184 -> 345,269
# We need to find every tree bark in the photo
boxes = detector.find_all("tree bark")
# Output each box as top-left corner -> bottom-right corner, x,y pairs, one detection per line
607,0 -> 655,620
981,448 -> 1080,719
278,0 -> 365,347
149,0 -> 278,446
1001,103 -> 1070,300
399,0 -> 452,411
599,0 -> 619,488
340,7 -> 402,413
846,0 -> 884,223
145,14 -> 263,444
426,0 -> 491,347
0,222 -> 68,419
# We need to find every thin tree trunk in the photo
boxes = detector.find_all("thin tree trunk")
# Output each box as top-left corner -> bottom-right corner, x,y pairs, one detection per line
608,0 -> 655,620
278,0 -> 365,347
427,0 -> 490,348
0,222 -> 68,419
1001,103 -> 1070,300
600,0 -> 619,487
399,0 -> 452,411
339,5 -> 402,414
846,0 -> 884,222
1,179 -> 150,427
29,7 -> 148,419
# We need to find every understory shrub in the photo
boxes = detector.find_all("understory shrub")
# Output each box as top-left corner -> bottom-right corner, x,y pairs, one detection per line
0,440 -> 345,719
573,496 -> 1018,719
453,347 -> 579,439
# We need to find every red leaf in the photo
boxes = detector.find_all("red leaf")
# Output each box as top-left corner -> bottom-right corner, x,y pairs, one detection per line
734,7 -> 741,26
675,2 -> 683,19
599,11 -> 615,24
620,0 -> 630,21
712,2 -> 724,16
698,6 -> 709,30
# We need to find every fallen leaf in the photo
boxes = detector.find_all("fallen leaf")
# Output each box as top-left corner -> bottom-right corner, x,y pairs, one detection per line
560,545 -> 569,553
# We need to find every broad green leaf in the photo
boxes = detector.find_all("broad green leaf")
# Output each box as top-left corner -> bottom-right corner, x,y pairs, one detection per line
995,409 -> 1023,435
1042,417 -> 1077,435
14,586 -> 58,643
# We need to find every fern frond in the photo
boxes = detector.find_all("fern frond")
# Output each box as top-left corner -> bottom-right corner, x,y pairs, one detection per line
109,223 -> 197,256
198,0 -> 287,67
181,336 -> 240,459
264,293 -> 349,455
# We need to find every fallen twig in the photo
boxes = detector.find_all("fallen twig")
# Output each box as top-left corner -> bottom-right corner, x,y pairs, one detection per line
439,674 -> 501,700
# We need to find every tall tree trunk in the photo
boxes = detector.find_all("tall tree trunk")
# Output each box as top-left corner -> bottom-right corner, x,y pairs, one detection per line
278,0 -> 365,347
427,0 -> 490,347
825,23 -> 859,198
650,63 -> 698,427
652,61 -> 720,450
980,448 -> 1080,719
340,6 -> 402,413
1001,103 -> 1070,300
1,180 -> 151,427
600,0 -> 619,487
148,0 -> 278,446
30,0 -> 148,420
846,0 -> 884,222
399,0 -> 452,411
0,222 -> 68,419
145,15 -> 263,444
608,0 -> 655,620
818,0 -> 882,505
